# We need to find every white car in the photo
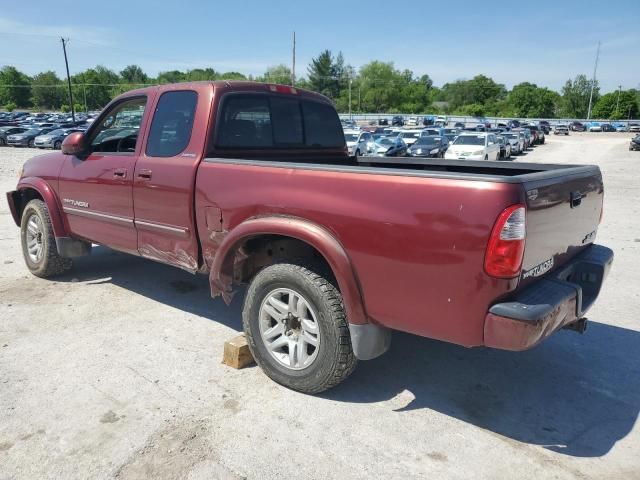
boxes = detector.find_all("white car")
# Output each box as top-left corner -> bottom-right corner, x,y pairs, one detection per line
398,129 -> 423,146
444,132 -> 500,161
502,132 -> 525,154
344,129 -> 375,158
405,116 -> 419,126
588,123 -> 602,132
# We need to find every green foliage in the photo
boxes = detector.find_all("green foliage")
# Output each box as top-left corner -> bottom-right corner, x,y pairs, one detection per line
120,65 -> 148,85
31,71 -> 65,109
259,64 -> 292,85
592,90 -> 639,119
561,74 -> 599,118
4,101 -> 16,112
507,83 -> 560,118
0,66 -> 31,107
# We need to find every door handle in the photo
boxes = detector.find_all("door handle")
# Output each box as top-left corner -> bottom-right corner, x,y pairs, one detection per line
113,168 -> 127,178
137,169 -> 152,180
570,191 -> 583,208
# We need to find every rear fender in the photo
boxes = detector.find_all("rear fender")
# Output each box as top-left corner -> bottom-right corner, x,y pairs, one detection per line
209,216 -> 369,326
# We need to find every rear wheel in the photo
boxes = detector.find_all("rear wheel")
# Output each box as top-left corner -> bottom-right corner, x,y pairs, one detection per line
0,138 -> 5,146
243,261 -> 357,394
54,140 -> 62,150
27,139 -> 34,148
20,200 -> 72,277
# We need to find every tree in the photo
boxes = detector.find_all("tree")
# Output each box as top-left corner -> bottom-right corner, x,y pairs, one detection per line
561,74 -> 599,118
218,71 -> 248,80
157,70 -> 185,84
441,75 -> 505,110
31,71 -> 65,109
260,65 -> 292,85
307,50 -> 335,96
120,65 -> 148,85
183,68 -> 218,81
0,66 -> 31,108
72,66 -> 119,110
592,90 -> 639,119
507,82 -> 560,118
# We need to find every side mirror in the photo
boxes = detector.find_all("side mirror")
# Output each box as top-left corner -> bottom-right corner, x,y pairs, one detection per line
62,132 -> 87,156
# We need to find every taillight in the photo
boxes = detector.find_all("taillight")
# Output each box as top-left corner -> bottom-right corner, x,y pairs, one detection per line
484,204 -> 526,278
268,84 -> 298,95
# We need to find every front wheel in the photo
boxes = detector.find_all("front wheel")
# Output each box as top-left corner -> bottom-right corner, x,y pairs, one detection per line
20,200 -> 72,277
28,139 -> 34,148
54,140 -> 62,150
243,261 -> 357,394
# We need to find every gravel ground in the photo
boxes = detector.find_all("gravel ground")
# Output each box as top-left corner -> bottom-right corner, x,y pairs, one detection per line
1,133 -> 639,480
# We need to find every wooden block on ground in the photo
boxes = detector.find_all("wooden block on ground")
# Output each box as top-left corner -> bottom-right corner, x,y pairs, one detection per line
222,335 -> 254,369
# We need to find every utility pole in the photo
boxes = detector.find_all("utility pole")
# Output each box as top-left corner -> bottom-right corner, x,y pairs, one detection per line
348,77 -> 352,120
61,37 -> 75,123
615,85 -> 622,118
586,41 -> 600,120
291,31 -> 296,86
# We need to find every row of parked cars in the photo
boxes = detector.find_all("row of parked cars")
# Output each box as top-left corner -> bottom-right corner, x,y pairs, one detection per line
0,110 -> 100,149
342,122 -> 546,161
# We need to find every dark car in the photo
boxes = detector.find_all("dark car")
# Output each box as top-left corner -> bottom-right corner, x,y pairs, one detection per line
539,121 -> 551,134
6,127 -> 55,147
391,116 -> 404,126
0,126 -> 29,146
454,122 -> 465,129
570,121 -> 585,132
630,135 -> 640,151
372,135 -> 407,156
378,118 -> 389,126
496,135 -> 512,160
507,120 -> 521,129
406,135 -> 448,158
525,125 -> 545,144
601,123 -> 615,132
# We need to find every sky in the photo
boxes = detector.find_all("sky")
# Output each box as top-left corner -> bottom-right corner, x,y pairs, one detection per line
1,0 -> 639,93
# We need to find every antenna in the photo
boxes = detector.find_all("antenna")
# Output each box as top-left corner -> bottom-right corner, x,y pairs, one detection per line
586,41 -> 600,120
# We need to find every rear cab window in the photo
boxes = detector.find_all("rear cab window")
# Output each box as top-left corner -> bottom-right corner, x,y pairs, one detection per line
213,93 -> 344,153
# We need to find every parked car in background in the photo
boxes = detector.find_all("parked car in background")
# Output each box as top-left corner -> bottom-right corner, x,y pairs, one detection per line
406,116 -> 419,126
434,115 -> 447,126
538,121 -> 551,134
422,127 -> 446,137
372,135 -> 407,156
33,128 -> 85,150
513,128 -> 532,149
612,123 -> 628,132
629,123 -> 640,133
630,135 -> 640,151
454,121 -> 465,129
525,125 -> 545,144
391,115 -> 404,126
554,125 -> 570,135
444,132 -> 500,161
406,135 -> 448,158
588,122 -> 602,132
570,121 -> 586,132
443,128 -> 459,136
496,135 -> 512,160
6,127 -> 55,147
378,118 -> 389,126
0,126 -> 29,146
443,133 -> 458,145
600,123 -> 615,132
341,119 -> 358,130
507,120 -> 521,129
398,130 -> 422,146
502,132 -> 524,154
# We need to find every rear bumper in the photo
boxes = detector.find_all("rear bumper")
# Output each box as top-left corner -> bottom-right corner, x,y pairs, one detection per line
484,244 -> 613,351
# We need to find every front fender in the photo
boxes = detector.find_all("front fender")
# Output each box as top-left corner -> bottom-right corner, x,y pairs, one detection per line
15,177 -> 68,238
210,216 -> 369,326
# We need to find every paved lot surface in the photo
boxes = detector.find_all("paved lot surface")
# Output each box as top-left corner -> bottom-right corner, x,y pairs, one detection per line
1,133 -> 639,479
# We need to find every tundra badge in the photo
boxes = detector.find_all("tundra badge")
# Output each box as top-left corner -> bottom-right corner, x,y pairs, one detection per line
63,198 -> 89,208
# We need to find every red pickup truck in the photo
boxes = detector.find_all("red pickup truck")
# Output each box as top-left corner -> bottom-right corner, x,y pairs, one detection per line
7,81 -> 613,393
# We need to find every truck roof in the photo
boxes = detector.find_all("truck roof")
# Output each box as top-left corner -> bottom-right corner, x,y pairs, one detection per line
120,80 -> 333,104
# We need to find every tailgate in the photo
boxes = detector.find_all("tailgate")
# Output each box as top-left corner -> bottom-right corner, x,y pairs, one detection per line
521,167 -> 603,282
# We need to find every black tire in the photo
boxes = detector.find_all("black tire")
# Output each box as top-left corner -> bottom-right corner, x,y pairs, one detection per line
243,261 -> 357,394
28,139 -> 34,148
484,155 -> 488,161
0,138 -> 5,146
20,199 -> 72,278
354,149 -> 360,161
54,140 -> 62,150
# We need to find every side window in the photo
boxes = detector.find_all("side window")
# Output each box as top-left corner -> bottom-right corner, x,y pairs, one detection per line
217,96 -> 273,148
146,91 -> 198,157
90,97 -> 146,153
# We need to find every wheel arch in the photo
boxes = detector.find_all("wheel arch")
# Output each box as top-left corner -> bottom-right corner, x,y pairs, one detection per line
11,178 -> 68,238
209,216 -> 369,326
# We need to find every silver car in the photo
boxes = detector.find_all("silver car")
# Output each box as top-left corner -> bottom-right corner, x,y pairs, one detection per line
33,128 -> 84,149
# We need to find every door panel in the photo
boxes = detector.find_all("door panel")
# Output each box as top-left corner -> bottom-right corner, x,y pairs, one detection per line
58,96 -> 151,254
133,88 -> 209,271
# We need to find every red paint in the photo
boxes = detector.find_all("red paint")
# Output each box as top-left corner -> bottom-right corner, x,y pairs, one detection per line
6,81 -> 608,351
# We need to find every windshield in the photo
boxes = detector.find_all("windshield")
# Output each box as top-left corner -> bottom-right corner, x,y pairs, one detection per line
344,134 -> 359,142
444,134 -> 457,143
504,134 -> 519,139
376,138 -> 394,146
23,129 -> 41,135
453,135 -> 485,146
47,129 -> 65,136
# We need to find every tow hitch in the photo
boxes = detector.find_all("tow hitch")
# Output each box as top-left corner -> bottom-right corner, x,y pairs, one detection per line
563,317 -> 588,334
